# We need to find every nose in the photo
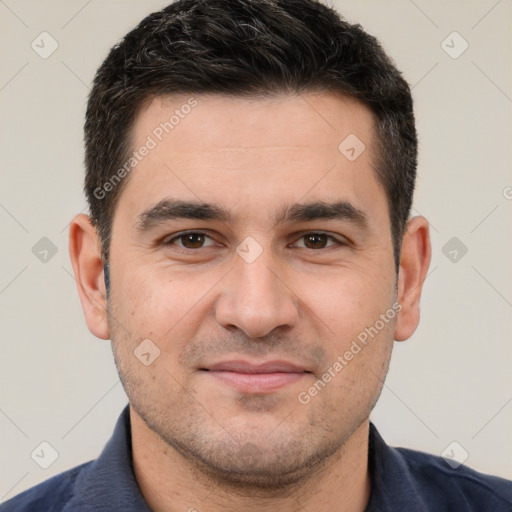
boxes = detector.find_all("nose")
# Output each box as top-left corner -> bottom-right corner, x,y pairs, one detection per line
214,247 -> 300,339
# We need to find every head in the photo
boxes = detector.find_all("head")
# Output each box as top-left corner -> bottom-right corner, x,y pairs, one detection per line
70,0 -> 430,489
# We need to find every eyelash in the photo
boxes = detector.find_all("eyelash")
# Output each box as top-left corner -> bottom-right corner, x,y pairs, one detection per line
163,231 -> 346,251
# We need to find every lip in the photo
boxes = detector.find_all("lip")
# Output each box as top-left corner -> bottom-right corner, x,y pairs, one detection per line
200,359 -> 311,393
204,359 -> 309,374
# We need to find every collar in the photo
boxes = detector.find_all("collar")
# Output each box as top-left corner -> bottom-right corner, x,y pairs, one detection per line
365,423 -> 426,511
69,405 -> 151,511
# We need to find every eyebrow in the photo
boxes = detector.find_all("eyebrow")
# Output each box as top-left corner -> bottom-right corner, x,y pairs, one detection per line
136,200 -> 230,231
279,201 -> 368,228
135,199 -> 368,232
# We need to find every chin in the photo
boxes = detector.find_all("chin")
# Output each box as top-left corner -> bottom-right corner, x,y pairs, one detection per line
164,429 -> 343,492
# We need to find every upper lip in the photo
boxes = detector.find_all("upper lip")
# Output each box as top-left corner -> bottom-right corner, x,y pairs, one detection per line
201,359 -> 311,374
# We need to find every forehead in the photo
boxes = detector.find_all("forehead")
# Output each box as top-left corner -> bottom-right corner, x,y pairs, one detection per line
116,92 -> 387,227
134,92 -> 375,158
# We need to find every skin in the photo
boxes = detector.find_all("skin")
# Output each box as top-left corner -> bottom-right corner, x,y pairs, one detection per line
69,92 -> 431,512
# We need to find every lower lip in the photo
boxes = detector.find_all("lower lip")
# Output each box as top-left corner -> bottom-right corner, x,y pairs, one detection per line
204,370 -> 307,393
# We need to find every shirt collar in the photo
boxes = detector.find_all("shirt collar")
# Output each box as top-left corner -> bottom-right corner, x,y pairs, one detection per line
70,405 -> 151,511
364,423 -> 426,511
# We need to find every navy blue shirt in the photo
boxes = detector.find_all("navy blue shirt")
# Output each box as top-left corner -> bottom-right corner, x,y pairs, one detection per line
2,405 -> 511,511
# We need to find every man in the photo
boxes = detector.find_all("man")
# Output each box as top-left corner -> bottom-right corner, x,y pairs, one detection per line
2,0 -> 511,510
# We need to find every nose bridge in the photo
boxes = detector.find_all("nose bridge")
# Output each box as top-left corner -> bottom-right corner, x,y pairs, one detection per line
238,253 -> 281,307
215,242 -> 299,338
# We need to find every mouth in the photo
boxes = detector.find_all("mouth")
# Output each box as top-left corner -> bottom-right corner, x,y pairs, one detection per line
199,359 -> 313,393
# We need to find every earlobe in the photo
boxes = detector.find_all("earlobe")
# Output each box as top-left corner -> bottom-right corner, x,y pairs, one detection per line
394,216 -> 431,342
69,214 -> 110,340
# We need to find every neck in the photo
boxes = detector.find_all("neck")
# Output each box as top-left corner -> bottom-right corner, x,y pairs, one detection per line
131,407 -> 371,512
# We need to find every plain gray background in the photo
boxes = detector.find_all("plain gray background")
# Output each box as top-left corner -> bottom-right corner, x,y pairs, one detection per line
1,0 -> 511,501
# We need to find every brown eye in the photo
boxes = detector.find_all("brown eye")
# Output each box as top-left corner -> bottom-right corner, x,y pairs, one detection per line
180,233 -> 205,248
303,233 -> 329,249
292,233 -> 343,250
167,232 -> 215,249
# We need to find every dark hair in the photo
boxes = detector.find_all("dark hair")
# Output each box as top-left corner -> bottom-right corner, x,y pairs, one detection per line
85,0 -> 417,269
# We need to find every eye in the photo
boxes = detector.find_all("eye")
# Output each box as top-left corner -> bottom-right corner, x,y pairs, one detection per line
293,233 -> 343,250
166,231 -> 216,249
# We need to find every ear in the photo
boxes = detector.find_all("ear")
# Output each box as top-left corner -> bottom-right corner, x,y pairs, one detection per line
69,214 -> 110,340
394,216 -> 431,341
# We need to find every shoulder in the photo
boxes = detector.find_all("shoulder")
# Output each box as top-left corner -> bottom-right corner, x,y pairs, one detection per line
0,462 -> 91,512
368,424 -> 512,511
396,446 -> 512,510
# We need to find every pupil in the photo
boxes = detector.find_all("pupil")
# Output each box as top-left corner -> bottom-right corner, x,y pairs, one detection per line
305,234 -> 327,249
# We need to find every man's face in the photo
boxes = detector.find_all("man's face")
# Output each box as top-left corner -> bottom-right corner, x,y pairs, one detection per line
107,93 -> 398,485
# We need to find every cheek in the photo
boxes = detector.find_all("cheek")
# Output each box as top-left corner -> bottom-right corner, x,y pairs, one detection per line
115,264 -> 223,345
301,268 -> 395,336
